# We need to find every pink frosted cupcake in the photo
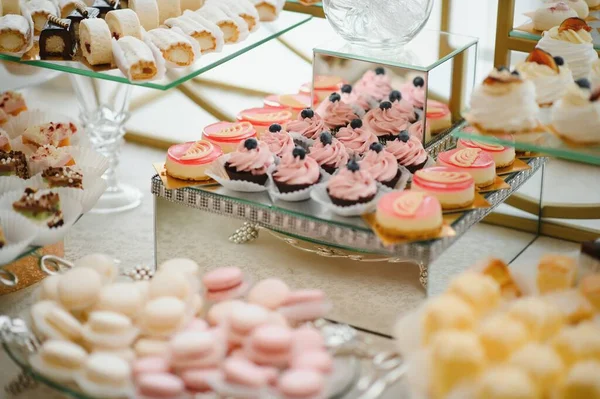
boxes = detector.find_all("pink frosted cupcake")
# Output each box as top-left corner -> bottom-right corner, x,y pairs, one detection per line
286,108 -> 325,141
354,67 -> 393,101
385,131 -> 428,173
273,147 -> 321,193
316,93 -> 359,132
389,90 -> 417,122
327,159 -> 377,207
363,101 -> 411,141
408,120 -> 430,142
336,119 -> 378,156
339,84 -> 376,116
359,142 -> 403,188
225,138 -> 274,185
400,77 -> 426,109
308,132 -> 349,175
261,124 -> 295,158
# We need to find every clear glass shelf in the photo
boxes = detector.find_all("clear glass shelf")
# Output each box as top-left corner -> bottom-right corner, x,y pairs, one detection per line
313,30 -> 478,72
453,129 -> 600,166
0,11 -> 312,91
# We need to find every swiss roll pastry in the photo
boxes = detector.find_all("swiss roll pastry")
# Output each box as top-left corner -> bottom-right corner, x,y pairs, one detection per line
260,123 -> 294,159
105,9 -> 142,40
250,0 -> 284,22
57,0 -> 79,18
363,101 -> 411,141
359,142 -> 403,188
146,28 -> 196,67
91,0 -> 121,18
412,166 -> 475,209
400,76 -> 426,109
113,36 -> 159,81
326,159 -> 377,207
533,2 -> 577,31
225,138 -> 274,186
165,139 -> 222,181
307,132 -> 348,175
197,2 -> 249,44
128,0 -> 160,30
551,79 -> 600,144
354,67 -> 393,102
272,146 -> 321,193
437,148 -> 496,188
39,15 -> 76,60
207,0 -> 260,32
80,18 -> 113,66
385,131 -> 428,173
66,5 -> 100,42
25,0 -> 59,35
375,191 -> 443,238
285,108 -> 325,141
168,10 -> 225,53
335,119 -> 377,156
156,0 -> 182,24
457,137 -> 516,168
0,14 -> 32,54
316,93 -> 359,132
536,17 -> 598,80
202,121 -> 257,153
466,67 -> 540,134
516,49 -> 573,106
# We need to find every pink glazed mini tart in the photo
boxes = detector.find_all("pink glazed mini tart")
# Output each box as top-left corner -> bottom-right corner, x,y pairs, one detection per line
165,140 -> 223,181
237,107 -> 293,136
203,121 -> 257,154
412,166 -> 475,209
264,93 -> 315,119
375,191 -> 443,238
436,148 -> 496,188
457,138 -> 516,168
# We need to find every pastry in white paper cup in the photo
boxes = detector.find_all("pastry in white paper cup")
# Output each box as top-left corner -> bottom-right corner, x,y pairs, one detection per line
69,147 -> 110,179
0,189 -> 83,246
0,174 -> 44,194
3,109 -> 80,140
112,35 -> 166,83
267,170 -> 327,202
57,177 -> 107,213
0,211 -> 37,265
310,183 -> 380,217
377,165 -> 411,193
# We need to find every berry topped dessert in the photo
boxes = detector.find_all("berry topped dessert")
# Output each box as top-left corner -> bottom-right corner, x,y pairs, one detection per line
202,121 -> 257,154
286,108 -> 326,141
400,76 -> 426,109
272,146 -> 321,193
12,188 -> 64,228
359,142 -> 403,188
308,131 -> 349,175
551,79 -> 600,144
389,90 -> 417,123
0,150 -> 30,179
516,49 -> 573,107
315,92 -> 359,132
336,119 -> 378,156
354,67 -> 393,102
385,131 -> 428,173
225,138 -> 274,186
339,84 -> 376,116
363,100 -> 411,141
532,2 -> 577,32
261,123 -> 295,158
42,166 -> 84,189
326,159 -> 377,207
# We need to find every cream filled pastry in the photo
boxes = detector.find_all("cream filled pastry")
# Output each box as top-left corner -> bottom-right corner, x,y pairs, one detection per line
375,191 -> 443,238
533,2 -> 578,31
363,101 -> 411,140
26,0 -> 59,35
400,77 -> 426,109
166,140 -> 222,181
145,28 -> 196,67
197,2 -> 249,44
335,119 -> 377,156
114,36 -> 158,81
272,147 -> 320,193
339,84 -> 377,116
457,138 -> 516,168
437,148 -> 496,188
80,18 -> 113,66
250,0 -> 284,22
128,0 -> 160,30
467,68 -> 540,133
359,142 -> 402,188
551,79 -> 600,143
354,67 -> 393,101
408,120 -> 430,142
389,90 -> 417,122
537,17 -> 598,80
517,49 -> 573,106
260,123 -> 295,158
225,138 -> 274,185
175,10 -> 225,53
0,14 -> 32,54
544,0 -> 590,18
208,0 -> 260,33
326,160 -> 377,207
285,108 -> 325,141
106,9 -> 142,40
412,166 -> 475,209
202,121 -> 257,153
308,132 -> 349,175
385,131 -> 428,173
315,93 -> 359,131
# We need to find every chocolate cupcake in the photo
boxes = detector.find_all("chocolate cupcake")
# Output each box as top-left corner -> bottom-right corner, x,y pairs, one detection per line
359,142 -> 403,188
315,92 -> 359,132
308,132 -> 349,175
385,131 -> 428,173
326,160 -> 377,207
225,138 -> 274,185
273,146 -> 321,193
261,123 -> 295,159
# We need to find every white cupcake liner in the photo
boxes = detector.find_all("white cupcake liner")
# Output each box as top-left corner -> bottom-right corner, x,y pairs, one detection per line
289,132 -> 316,150
310,183 -> 380,217
69,147 -> 110,180
112,35 -> 166,83
377,165 -> 411,193
152,26 -> 202,69
0,190 -> 83,246
267,170 -> 328,202
406,156 -> 436,182
0,174 -> 44,193
56,178 -> 107,214
0,210 -> 37,265
206,154 -> 275,193
4,109 -> 80,140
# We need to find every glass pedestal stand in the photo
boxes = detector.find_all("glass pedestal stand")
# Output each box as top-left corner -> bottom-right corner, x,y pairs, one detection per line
69,75 -> 142,213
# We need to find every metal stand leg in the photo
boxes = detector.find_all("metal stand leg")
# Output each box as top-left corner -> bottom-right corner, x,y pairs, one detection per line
4,372 -> 37,396
229,223 -> 260,244
418,262 -> 429,290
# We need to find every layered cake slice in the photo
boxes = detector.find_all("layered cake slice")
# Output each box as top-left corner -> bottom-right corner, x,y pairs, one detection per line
0,150 -> 30,179
22,122 -> 77,148
12,188 -> 64,228
42,166 -> 83,189
29,145 -> 75,174
0,91 -> 27,117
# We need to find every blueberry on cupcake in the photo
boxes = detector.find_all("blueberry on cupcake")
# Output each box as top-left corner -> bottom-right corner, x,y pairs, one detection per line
326,159 -> 377,207
273,146 -> 321,193
224,138 -> 274,185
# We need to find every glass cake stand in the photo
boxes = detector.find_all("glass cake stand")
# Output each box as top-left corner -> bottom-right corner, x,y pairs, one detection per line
0,11 -> 312,213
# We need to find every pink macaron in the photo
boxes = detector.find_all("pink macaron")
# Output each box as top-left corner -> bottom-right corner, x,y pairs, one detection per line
132,357 -> 170,379
279,290 -> 330,323
137,373 -> 185,399
206,300 -> 245,326
202,267 -> 248,302
245,324 -> 293,367
292,327 -> 326,353
247,278 -> 291,310
223,357 -> 272,388
185,318 -> 209,332
179,368 -> 222,392
291,351 -> 334,374
277,369 -> 325,399
169,330 -> 224,369
227,303 -> 270,346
